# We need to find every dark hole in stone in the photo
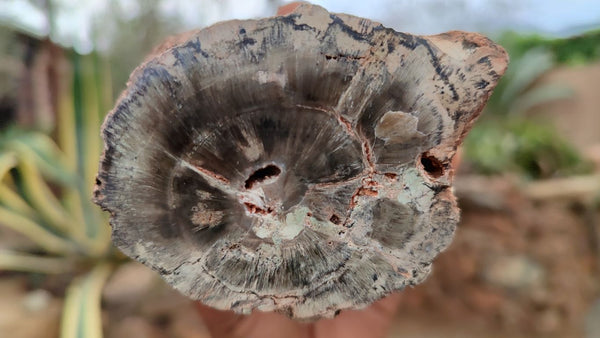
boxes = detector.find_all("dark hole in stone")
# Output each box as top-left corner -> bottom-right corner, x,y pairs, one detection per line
95,178 -> 101,186
245,165 -> 281,189
420,153 -> 444,178
334,309 -> 342,316
329,214 -> 341,225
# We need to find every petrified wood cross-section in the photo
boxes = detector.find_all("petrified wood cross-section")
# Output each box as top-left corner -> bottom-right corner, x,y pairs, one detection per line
93,4 -> 508,319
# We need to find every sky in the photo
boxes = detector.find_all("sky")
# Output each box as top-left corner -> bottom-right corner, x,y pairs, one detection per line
311,0 -> 600,35
1,0 -> 599,54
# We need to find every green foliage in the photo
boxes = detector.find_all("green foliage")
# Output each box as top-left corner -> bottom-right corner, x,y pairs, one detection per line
464,118 -> 592,179
484,46 -> 573,117
61,263 -> 112,338
500,30 -> 600,66
464,31 -> 596,179
0,52 -> 116,338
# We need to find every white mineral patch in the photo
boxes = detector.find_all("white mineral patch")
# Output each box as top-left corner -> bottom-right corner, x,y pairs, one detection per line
256,70 -> 287,88
253,222 -> 273,239
281,208 -> 306,240
253,208 -> 306,241
398,168 -> 434,210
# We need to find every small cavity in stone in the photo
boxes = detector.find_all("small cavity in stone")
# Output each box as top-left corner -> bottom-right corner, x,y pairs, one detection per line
245,165 -> 281,189
420,153 -> 445,178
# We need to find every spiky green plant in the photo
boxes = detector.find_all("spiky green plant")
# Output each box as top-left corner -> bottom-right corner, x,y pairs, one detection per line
484,47 -> 573,117
0,52 -> 117,338
464,41 -> 592,179
464,117 -> 592,178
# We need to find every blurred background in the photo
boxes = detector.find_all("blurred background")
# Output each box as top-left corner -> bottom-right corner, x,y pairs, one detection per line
0,0 -> 599,337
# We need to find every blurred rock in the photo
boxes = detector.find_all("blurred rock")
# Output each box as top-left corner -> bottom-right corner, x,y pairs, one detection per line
23,289 -> 52,312
0,277 -> 61,338
455,175 -> 511,211
482,255 -> 546,291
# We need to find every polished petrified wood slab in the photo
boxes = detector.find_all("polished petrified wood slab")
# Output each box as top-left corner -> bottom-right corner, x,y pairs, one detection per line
93,3 -> 508,319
